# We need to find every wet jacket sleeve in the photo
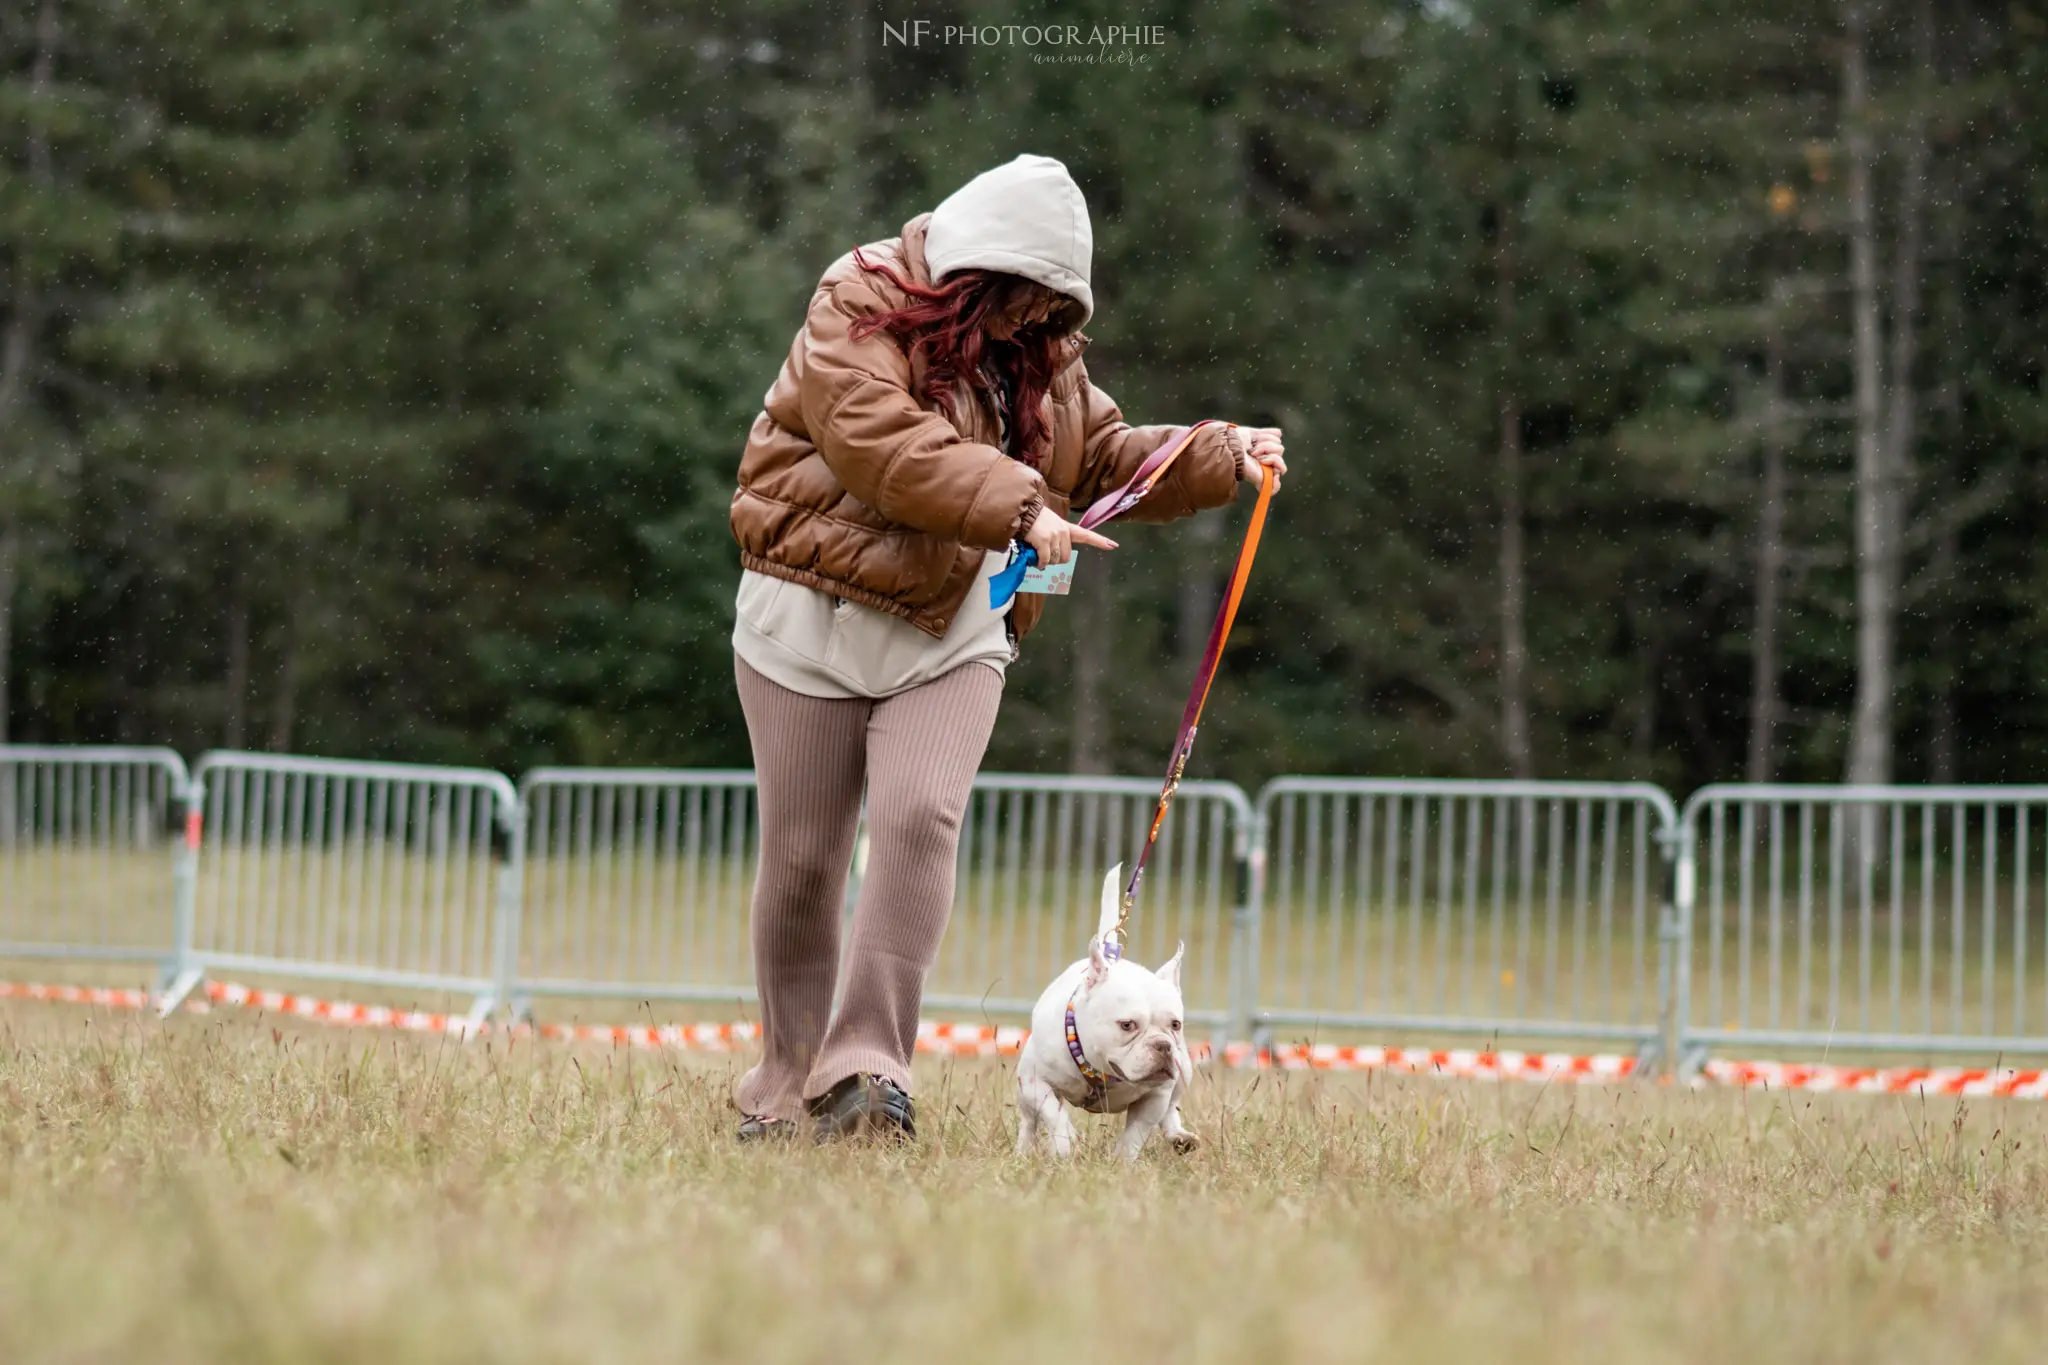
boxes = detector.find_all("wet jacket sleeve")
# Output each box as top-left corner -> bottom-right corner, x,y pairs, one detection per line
1070,367 -> 1242,524
796,278 -> 1045,551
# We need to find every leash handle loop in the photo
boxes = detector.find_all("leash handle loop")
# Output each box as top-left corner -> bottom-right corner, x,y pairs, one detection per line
1075,418 -> 1223,531
991,420 -> 1227,612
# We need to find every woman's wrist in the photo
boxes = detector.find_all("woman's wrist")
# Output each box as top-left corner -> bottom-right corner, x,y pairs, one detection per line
1226,424 -> 1253,480
1227,424 -> 1287,490
1010,491 -> 1046,544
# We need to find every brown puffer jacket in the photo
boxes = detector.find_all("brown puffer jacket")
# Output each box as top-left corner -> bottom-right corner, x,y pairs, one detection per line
729,211 -> 1242,642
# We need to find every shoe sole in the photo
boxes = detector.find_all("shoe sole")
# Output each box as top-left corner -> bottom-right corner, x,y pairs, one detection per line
736,1121 -> 800,1144
813,1110 -> 914,1143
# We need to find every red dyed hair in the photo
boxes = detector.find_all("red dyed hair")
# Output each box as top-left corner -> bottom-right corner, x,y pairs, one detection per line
847,245 -> 1083,467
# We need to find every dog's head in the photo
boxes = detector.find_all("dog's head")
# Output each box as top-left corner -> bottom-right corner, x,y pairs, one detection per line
1071,937 -> 1191,1089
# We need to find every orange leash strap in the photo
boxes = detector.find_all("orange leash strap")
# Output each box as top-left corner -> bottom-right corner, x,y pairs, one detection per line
1111,461 -> 1275,944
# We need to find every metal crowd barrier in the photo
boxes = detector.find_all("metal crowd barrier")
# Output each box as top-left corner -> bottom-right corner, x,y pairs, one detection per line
15,738 -> 2048,1076
1249,779 -> 1683,1058
514,768 -> 762,1010
0,745 -> 193,978
1677,785 -> 2048,1064
162,752 -> 522,1022
511,769 -> 1255,1037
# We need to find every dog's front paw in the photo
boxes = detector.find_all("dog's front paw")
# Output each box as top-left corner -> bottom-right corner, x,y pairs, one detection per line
1169,1130 -> 1202,1155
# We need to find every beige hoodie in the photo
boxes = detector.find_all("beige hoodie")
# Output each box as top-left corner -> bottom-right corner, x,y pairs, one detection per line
732,154 -> 1093,700
924,153 -> 1094,325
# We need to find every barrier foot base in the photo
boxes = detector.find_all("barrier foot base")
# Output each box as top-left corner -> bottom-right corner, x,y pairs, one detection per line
156,967 -> 203,1018
462,993 -> 496,1035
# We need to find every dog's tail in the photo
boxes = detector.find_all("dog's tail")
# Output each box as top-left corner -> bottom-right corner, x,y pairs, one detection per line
1097,863 -> 1123,952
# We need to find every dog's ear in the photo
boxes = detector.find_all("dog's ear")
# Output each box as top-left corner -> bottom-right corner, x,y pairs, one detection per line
1085,934 -> 1113,989
1155,940 -> 1185,989
1096,863 -> 1123,941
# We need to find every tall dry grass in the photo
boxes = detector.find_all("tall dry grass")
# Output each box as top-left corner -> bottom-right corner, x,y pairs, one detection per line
1,999 -> 2044,1363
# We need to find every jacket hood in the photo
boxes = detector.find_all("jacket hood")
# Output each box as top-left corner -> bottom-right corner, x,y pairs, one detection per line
923,153 -> 1094,327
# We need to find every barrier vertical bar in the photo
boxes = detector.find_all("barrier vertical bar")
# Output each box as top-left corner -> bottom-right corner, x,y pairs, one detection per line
160,773 -> 203,1005
1660,799 -> 1693,1077
491,786 -> 524,1025
1231,795 -> 1261,1049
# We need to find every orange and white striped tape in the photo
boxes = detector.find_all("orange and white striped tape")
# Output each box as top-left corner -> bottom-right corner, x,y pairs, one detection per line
1220,1040 -> 1637,1082
913,1019 -> 1030,1057
6,978 -> 2044,1097
533,1018 -> 761,1050
1703,1057 -> 2048,1099
201,980 -> 489,1037
0,980 -> 158,1011
0,978 -> 759,1048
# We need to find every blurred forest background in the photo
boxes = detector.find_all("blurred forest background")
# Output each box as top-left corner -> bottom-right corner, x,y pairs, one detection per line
1,0 -> 2043,790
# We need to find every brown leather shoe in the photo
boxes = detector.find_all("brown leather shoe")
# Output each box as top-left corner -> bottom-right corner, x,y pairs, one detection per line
805,1074 -> 915,1143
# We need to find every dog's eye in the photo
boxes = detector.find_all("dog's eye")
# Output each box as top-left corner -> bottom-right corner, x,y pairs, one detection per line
1118,1019 -> 1137,1032
1170,1019 -> 1182,1031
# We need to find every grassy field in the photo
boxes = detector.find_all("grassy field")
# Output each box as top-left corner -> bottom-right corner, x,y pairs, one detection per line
2,999 -> 2045,1363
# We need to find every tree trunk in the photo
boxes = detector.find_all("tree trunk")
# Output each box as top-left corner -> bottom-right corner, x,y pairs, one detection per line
224,560 -> 250,749
1885,0 -> 1931,493
1495,201 -> 1534,780
0,521 -> 11,840
1628,613 -> 1662,767
1929,525 -> 1957,783
1068,555 -> 1113,774
267,597 -> 303,752
0,516 -> 15,745
1176,513 -> 1222,678
1842,0 -> 1895,787
1746,315 -> 1789,784
1842,0 -> 1933,788
1886,0 -> 1934,779
0,0 -> 58,749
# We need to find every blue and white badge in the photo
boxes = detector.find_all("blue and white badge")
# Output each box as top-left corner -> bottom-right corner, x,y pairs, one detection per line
989,544 -> 1080,609
1018,553 -> 1077,596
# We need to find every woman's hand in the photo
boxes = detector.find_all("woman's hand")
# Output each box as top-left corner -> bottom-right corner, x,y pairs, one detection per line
1025,506 -> 1118,566
1228,425 -> 1288,492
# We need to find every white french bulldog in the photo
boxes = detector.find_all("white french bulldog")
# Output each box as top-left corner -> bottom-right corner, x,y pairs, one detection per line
1015,865 -> 1201,1161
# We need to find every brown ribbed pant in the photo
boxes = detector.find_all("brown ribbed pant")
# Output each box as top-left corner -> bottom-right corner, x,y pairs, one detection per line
732,654 -> 1004,1121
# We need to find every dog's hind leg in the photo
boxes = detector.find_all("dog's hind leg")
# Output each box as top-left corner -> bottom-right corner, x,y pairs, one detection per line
1015,1082 -> 1041,1155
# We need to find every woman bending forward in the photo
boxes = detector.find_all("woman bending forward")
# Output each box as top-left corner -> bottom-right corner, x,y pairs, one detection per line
726,153 -> 1287,1141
